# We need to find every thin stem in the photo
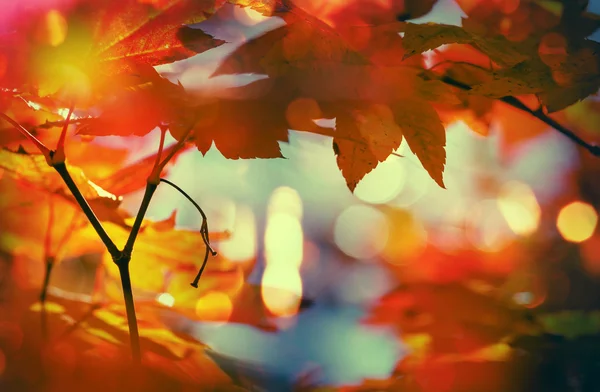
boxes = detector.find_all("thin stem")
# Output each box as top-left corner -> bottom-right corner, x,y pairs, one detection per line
0,112 -> 51,158
159,178 -> 215,253
158,178 -> 216,288
117,261 -> 141,363
439,75 -> 600,157
122,182 -> 158,255
53,163 -> 119,257
40,257 -> 54,304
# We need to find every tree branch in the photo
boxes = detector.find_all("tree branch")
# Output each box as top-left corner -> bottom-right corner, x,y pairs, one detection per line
53,162 -> 120,257
122,182 -> 158,256
439,76 -> 600,157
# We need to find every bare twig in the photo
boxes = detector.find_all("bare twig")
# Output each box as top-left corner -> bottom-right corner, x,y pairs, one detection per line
439,75 -> 600,157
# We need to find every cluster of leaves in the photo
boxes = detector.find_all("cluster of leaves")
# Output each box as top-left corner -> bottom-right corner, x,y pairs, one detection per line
3,0 -> 599,191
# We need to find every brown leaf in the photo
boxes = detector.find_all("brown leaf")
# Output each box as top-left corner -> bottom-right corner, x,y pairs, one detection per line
392,99 -> 446,188
333,103 -> 403,191
401,22 -> 531,67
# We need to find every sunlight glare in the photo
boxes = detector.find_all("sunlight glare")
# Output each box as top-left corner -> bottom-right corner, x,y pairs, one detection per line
557,201 -> 598,243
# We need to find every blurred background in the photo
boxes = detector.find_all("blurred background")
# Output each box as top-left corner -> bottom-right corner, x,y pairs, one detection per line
75,0 -> 600,388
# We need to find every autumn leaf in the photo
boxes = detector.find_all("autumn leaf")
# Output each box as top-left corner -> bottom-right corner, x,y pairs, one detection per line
401,22 -> 532,67
0,290 -> 243,391
365,282 -> 541,365
0,96 -> 64,149
4,0 -> 226,102
332,103 -> 403,191
181,79 -> 293,158
392,99 -> 446,188
76,65 -> 190,137
95,143 -> 188,196
74,212 -> 241,299
0,148 -> 124,223
0,179 -> 95,290
211,7 -> 453,187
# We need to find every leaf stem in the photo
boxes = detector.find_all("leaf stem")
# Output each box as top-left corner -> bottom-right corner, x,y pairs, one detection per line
439,76 -> 600,157
53,162 -> 119,257
117,260 -> 141,363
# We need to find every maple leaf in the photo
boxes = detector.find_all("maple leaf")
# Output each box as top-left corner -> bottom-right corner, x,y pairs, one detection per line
76,65 -> 190,137
0,148 -> 124,224
332,103 -> 403,191
0,96 -> 65,149
171,79 -> 291,158
211,6 -> 453,188
401,22 -> 534,67
0,179 -> 96,291
233,0 -> 438,26
393,99 -> 446,188
5,0 -> 227,102
364,281 -> 540,378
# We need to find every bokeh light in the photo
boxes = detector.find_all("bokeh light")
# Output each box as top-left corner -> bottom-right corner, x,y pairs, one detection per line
264,214 -> 304,268
261,266 -> 303,317
262,186 -> 304,317
195,291 -> 233,323
334,205 -> 389,259
267,186 -> 303,219
557,201 -> 598,243
465,199 -> 514,252
156,292 -> 175,307
354,157 -> 406,204
497,180 -> 540,236
382,208 -> 427,264
218,204 -> 257,263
